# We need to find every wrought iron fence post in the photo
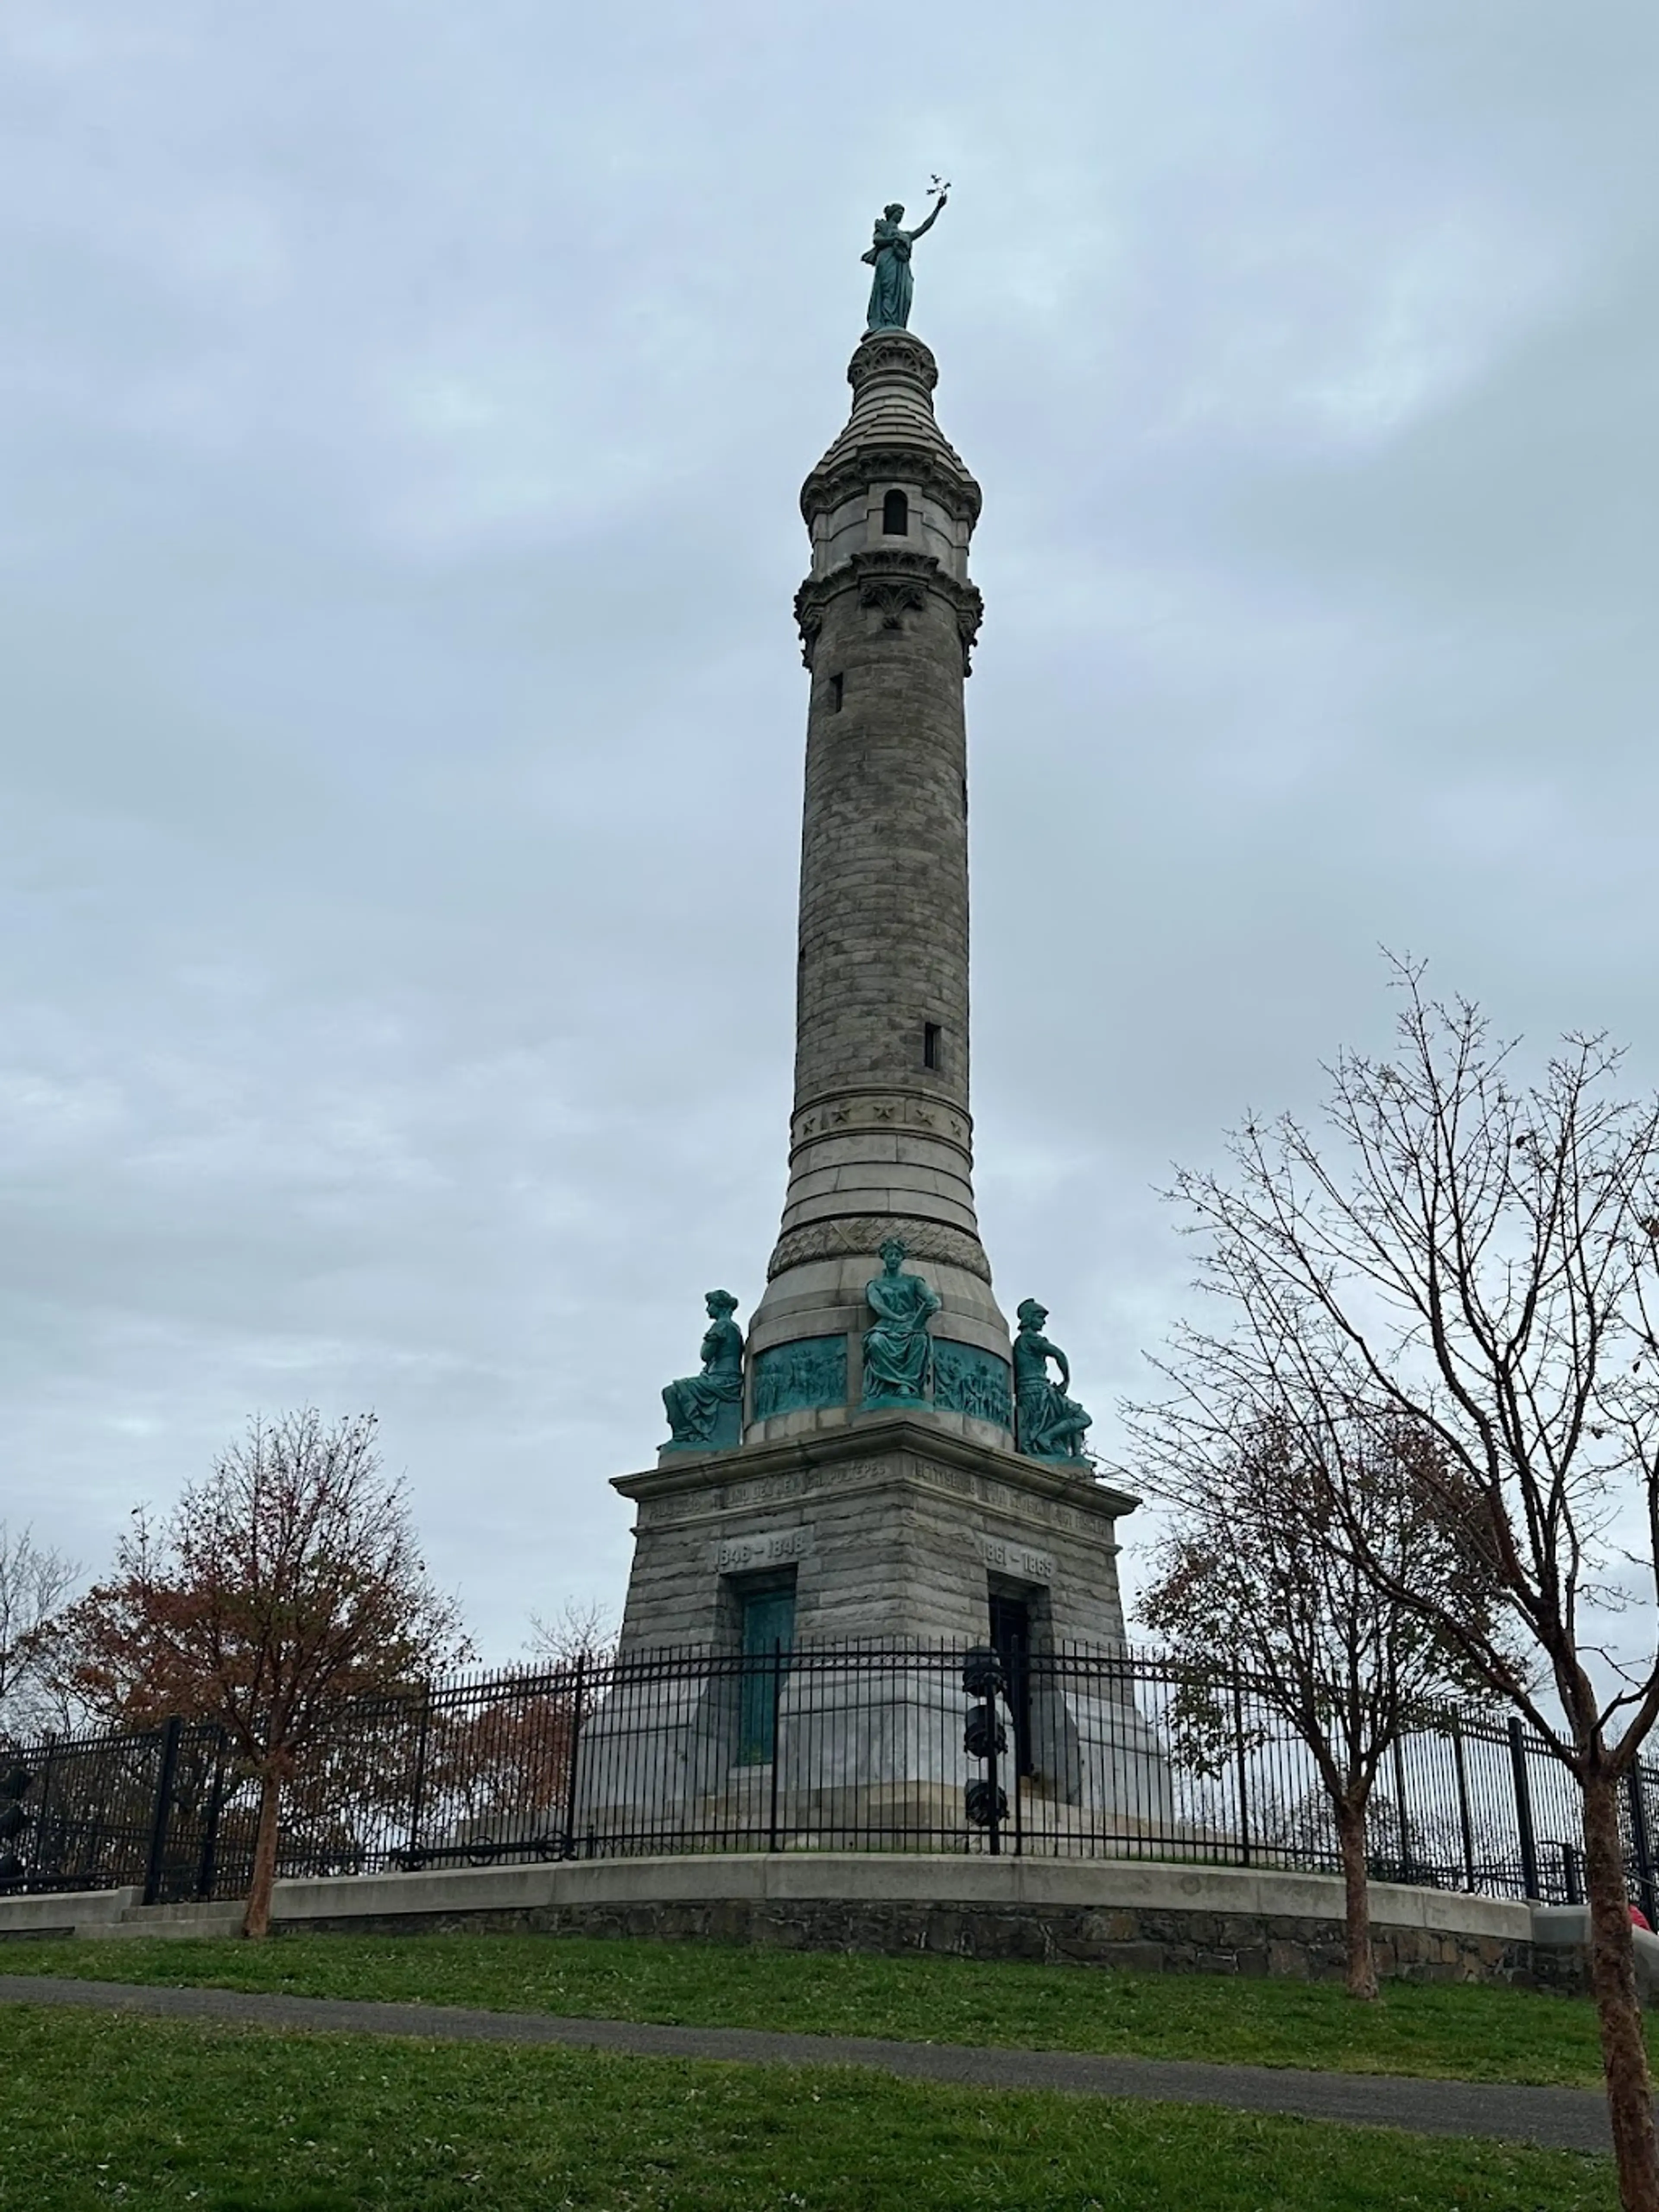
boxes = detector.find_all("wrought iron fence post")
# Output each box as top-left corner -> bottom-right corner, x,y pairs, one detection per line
32,1736 -> 60,1891
1561,1842 -> 1584,1906
1450,1720 -> 1477,1891
767,1642 -> 783,1853
142,1716 -> 183,1908
405,1684 -> 433,1868
1011,1647 -> 1024,1860
1507,1718 -> 1540,1900
1232,1675 -> 1251,1868
985,1688 -> 1001,1858
560,1655 -> 588,1863
1391,1736 -> 1412,1883
1626,1763 -> 1657,1927
195,1725 -> 230,1901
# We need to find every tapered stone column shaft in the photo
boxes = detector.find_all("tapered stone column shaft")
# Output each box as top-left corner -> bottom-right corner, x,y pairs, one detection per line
745,331 -> 1009,1446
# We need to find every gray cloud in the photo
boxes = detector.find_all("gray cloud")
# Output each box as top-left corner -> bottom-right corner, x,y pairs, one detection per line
3,1 -> 1657,1654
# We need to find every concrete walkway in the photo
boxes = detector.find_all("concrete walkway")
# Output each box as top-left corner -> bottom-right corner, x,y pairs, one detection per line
0,1971 -> 1624,2157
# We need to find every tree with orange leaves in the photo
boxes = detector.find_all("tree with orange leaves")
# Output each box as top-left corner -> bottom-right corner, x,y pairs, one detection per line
60,1409 -> 468,1938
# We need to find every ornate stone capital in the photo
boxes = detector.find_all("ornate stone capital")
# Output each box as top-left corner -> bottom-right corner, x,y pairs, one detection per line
847,331 -> 939,395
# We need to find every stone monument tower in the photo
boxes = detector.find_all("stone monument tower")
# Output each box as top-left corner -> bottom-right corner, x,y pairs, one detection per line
607,200 -> 1141,1704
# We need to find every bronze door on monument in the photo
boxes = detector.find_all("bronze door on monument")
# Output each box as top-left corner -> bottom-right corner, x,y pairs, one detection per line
737,1583 -> 797,1766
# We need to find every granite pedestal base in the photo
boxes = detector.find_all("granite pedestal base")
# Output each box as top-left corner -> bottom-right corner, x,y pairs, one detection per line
576,1419 -> 1171,1847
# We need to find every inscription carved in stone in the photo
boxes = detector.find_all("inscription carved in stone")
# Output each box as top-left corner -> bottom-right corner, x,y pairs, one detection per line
713,1527 -> 813,1573
983,1534 -> 1055,1583
720,1473 -> 808,1510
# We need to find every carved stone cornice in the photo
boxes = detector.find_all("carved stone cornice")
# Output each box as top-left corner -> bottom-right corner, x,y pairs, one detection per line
613,1411 -> 1139,1520
800,447 -> 982,530
795,550 -> 986,675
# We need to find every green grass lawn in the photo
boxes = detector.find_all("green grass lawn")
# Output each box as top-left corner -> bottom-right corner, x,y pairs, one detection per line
0,2005 -> 1617,2211
3,1930 -> 1629,2088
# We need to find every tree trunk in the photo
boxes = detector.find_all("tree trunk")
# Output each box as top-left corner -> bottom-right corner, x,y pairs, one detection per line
242,1767 -> 283,1941
1583,1770 -> 1659,2212
1335,1795 -> 1378,2000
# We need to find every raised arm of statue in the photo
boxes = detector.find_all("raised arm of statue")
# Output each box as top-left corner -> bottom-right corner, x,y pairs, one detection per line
908,194 -> 947,241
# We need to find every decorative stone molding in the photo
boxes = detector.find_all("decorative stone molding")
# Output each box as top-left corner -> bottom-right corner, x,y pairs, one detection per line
791,1093 -> 971,1153
859,573 -> 927,632
801,448 -> 982,530
793,583 -> 826,671
954,585 -> 985,675
846,331 -> 939,393
795,550 -> 985,672
767,1215 -> 992,1283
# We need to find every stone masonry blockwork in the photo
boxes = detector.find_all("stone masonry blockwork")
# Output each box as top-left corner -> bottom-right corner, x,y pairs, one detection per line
749,328 -> 1009,1435
794,584 -> 972,1116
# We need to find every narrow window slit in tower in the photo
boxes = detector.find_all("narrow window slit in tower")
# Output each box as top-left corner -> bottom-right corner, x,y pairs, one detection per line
829,672 -> 844,712
923,1022 -> 941,1071
882,489 -> 909,536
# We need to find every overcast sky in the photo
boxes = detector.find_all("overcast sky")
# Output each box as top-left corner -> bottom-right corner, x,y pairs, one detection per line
4,2 -> 1657,1662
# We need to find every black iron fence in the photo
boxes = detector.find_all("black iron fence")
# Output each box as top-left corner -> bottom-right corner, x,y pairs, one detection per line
2,1643 -> 1655,1915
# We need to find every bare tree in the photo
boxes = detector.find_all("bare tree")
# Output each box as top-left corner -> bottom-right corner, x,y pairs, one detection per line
59,1410 -> 470,1938
1130,1413 -> 1503,1998
525,1598 -> 617,1669
0,1524 -> 79,1741
1150,959 -> 1659,2210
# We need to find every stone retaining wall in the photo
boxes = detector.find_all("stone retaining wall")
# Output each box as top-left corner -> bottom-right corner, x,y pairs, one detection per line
0,1852 -> 1559,1987
270,1855 -> 1538,1987
283,1891 -> 1529,1986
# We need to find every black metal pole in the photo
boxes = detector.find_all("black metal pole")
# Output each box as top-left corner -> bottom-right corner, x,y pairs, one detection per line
1392,1735 -> 1412,1883
559,1657 -> 587,1862
1233,1676 -> 1251,1868
141,1716 -> 183,1908
1561,1841 -> 1585,1906
1507,1718 -> 1540,1901
196,1725 -> 230,1901
1450,1722 -> 1477,1892
30,1737 -> 60,1893
985,1690 -> 1001,1858
1011,1648 -> 1024,1861
768,1642 -> 783,1852
1626,1763 -> 1657,1927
